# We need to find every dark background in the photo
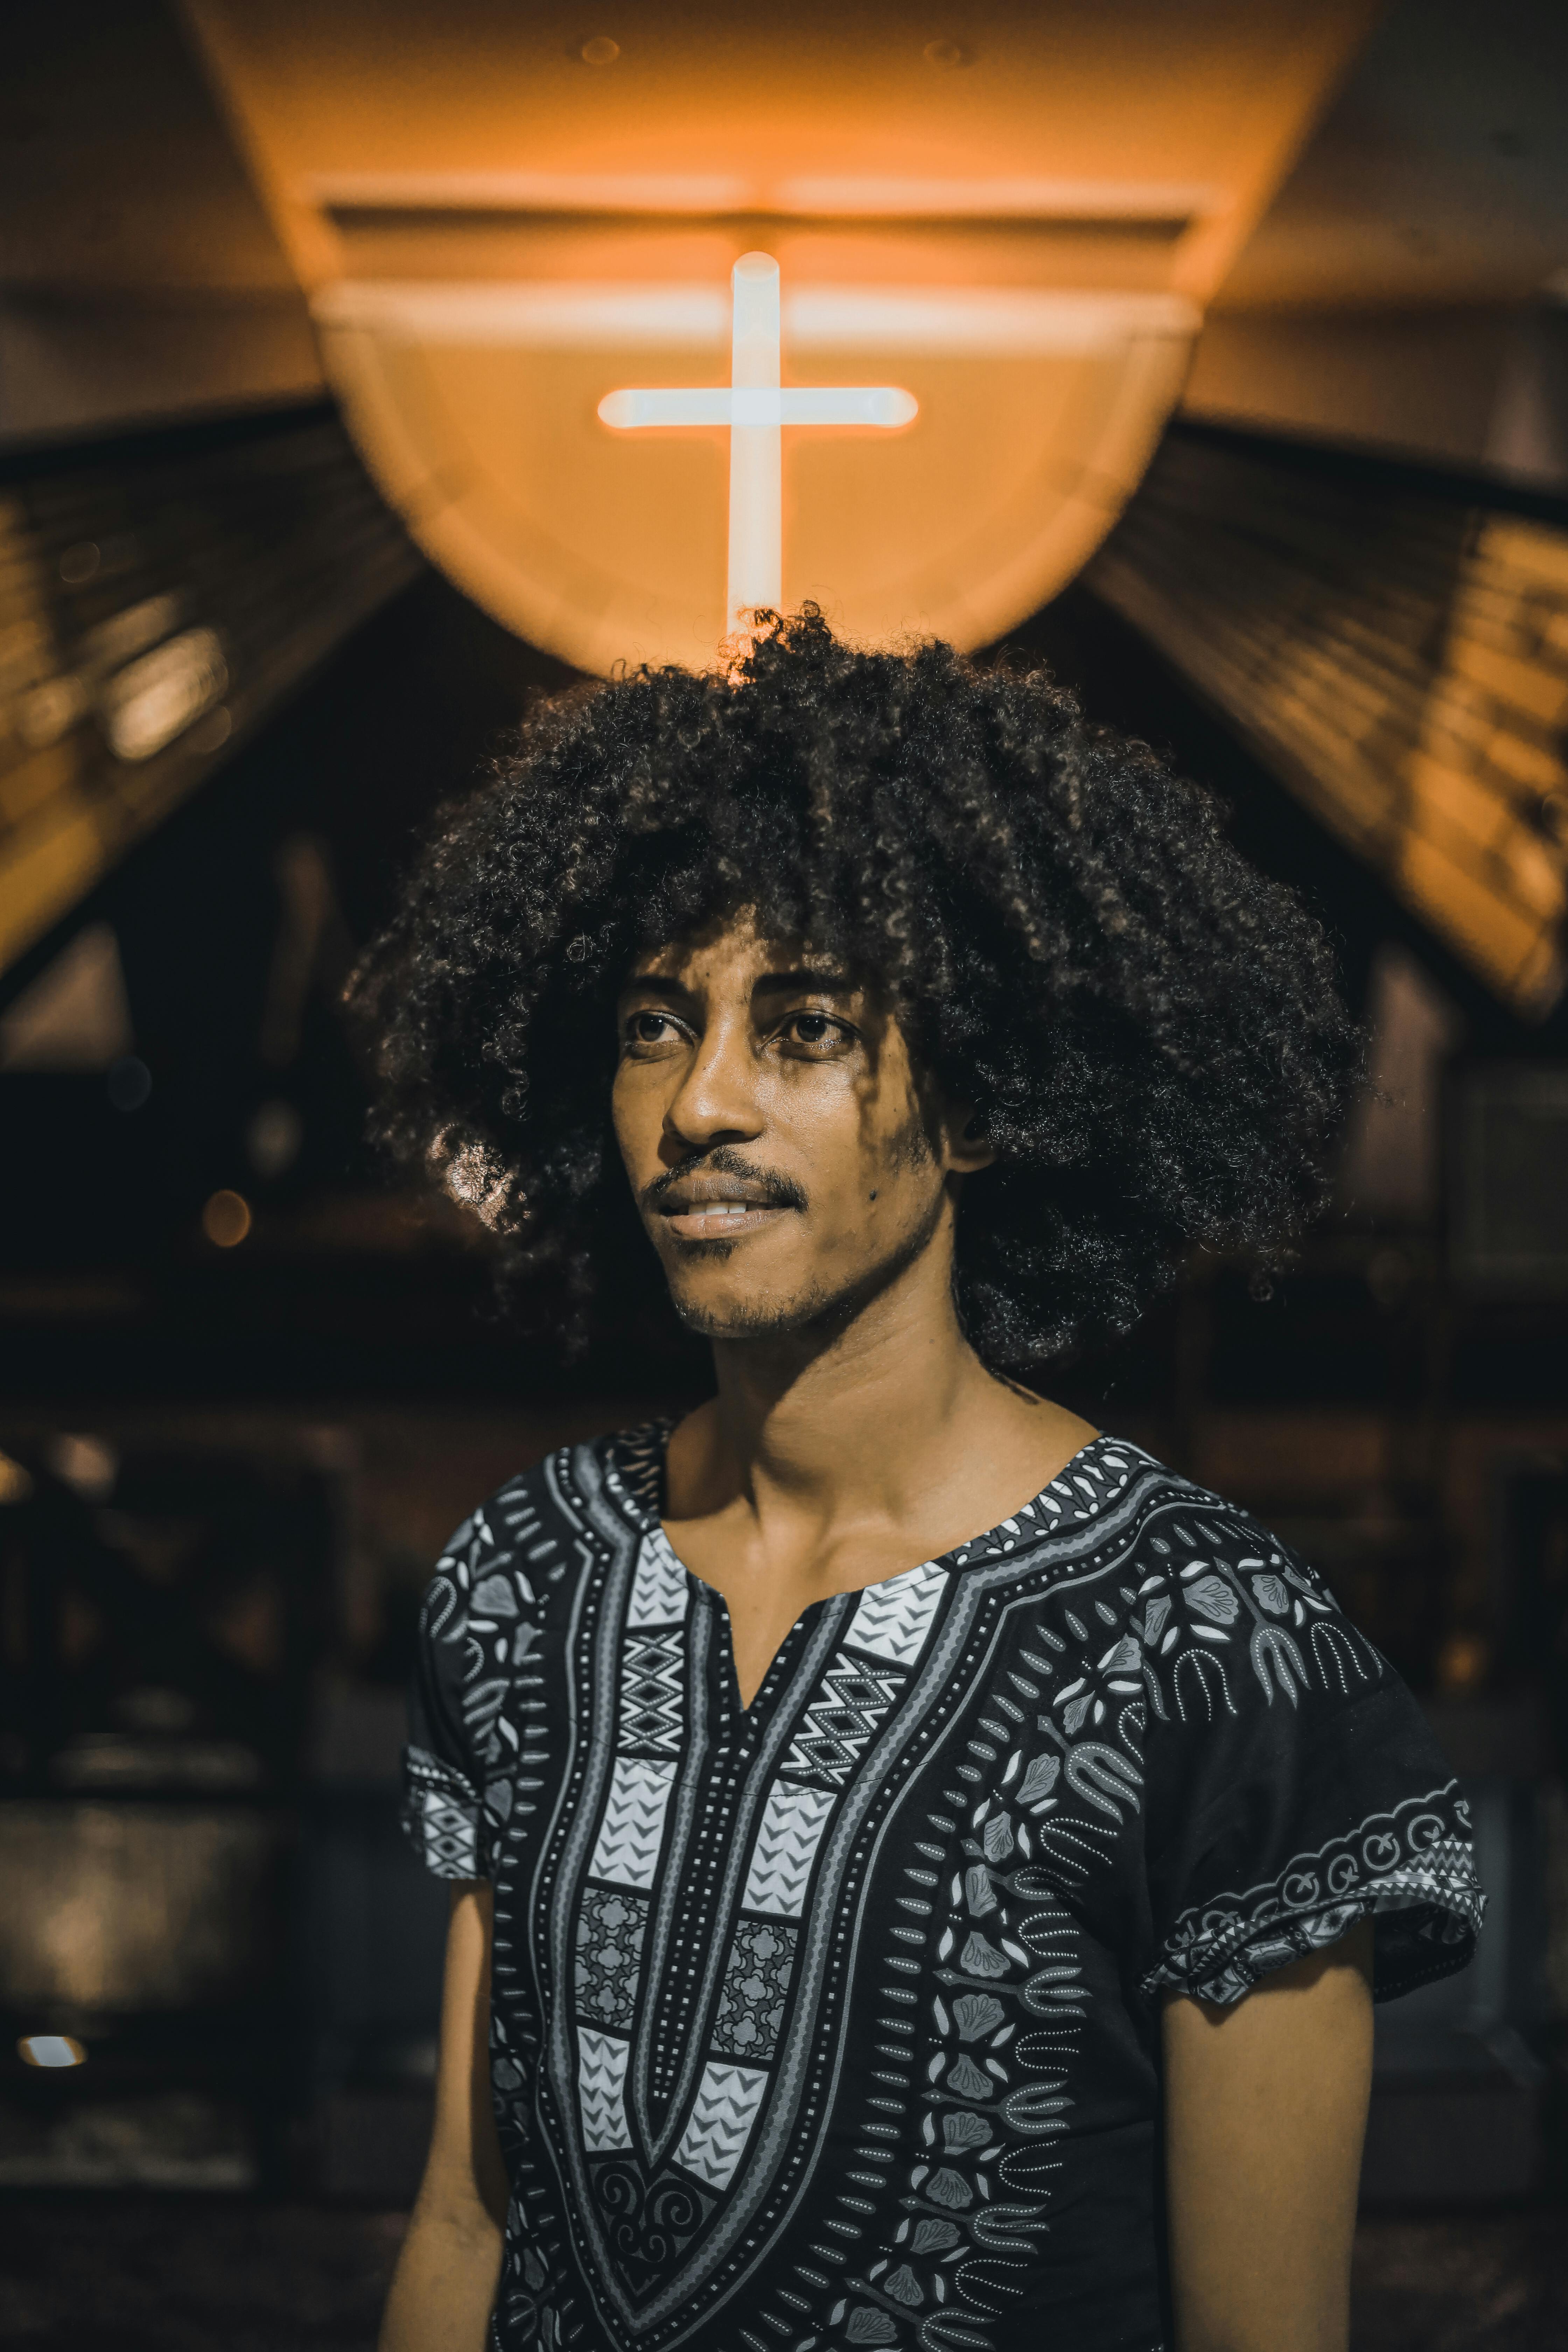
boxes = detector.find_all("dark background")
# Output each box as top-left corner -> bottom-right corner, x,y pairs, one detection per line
4,4 -> 1568,2347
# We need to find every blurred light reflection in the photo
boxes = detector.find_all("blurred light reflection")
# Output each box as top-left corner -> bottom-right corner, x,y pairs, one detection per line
18,2037 -> 87,2070
201,1190 -> 252,1248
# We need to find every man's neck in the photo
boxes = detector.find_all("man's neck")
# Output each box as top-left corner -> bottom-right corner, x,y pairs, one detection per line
660,1240 -> 1097,1705
713,1265 -> 979,1504
666,1239 -> 1093,1559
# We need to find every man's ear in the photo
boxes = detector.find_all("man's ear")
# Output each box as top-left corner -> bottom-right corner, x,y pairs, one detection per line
945,1106 -> 996,1176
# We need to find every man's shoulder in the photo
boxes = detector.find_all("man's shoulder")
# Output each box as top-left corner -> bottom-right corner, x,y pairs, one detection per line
421,1421 -> 663,1619
1007,1435 -> 1377,1723
1043,1437 -> 1303,1559
1048,1439 -> 1345,1606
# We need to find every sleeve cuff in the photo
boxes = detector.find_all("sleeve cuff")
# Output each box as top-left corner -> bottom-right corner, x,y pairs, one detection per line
1141,1783 -> 1485,2007
401,1741 -> 491,1880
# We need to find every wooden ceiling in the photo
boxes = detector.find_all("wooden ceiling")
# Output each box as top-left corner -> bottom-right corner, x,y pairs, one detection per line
5,0 -> 1564,437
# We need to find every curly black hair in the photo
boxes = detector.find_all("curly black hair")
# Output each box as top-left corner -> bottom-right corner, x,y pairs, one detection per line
349,608 -> 1362,1369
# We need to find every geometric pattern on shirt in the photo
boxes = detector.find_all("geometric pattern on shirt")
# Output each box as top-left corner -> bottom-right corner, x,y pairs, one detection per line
576,1887 -> 651,2032
589,1754 -> 679,1890
402,1742 -> 484,1878
628,1527 -> 690,1629
672,2060 -> 770,2189
779,1651 -> 906,1786
622,1631 -> 685,1756
712,1918 -> 798,2061
739,1780 -> 838,1916
408,1426 -> 1484,2352
1144,1779 -> 1486,2005
845,1560 -> 947,1667
579,2027 -> 635,2154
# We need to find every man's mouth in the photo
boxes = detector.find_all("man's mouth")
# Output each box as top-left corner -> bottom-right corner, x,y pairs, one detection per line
650,1172 -> 798,1241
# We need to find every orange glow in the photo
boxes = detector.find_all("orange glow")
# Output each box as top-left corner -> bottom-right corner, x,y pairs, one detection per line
306,171 -> 1216,223
0,1450 -> 34,1506
1435,1633 -> 1490,1692
317,281 -> 1197,356
184,0 -> 1377,669
202,1189 -> 252,1247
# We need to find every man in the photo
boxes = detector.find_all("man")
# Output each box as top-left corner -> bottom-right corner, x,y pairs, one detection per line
357,613 -> 1480,2352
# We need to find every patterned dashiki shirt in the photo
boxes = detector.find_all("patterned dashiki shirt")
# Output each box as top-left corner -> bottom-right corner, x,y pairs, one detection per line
402,1424 -> 1483,2352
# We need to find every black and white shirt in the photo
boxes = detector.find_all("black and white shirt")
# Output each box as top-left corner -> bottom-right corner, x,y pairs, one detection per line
403,1426 -> 1482,2352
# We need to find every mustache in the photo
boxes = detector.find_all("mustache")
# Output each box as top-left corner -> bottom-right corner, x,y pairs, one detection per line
640,1145 -> 808,1214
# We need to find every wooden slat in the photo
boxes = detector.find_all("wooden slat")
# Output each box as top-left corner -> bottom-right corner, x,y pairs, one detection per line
0,408 -> 420,979
1090,434 -> 1568,1016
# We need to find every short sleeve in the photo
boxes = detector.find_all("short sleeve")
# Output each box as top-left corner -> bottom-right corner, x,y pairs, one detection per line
401,1503 -> 511,1880
1136,1512 -> 1484,2006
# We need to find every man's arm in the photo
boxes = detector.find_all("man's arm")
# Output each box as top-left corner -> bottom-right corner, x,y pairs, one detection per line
380,1883 -> 509,2352
1161,1918 -> 1374,2352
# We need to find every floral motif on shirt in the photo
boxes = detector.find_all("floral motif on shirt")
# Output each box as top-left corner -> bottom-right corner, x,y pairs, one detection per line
713,1918 -> 799,2059
576,1886 -> 651,2031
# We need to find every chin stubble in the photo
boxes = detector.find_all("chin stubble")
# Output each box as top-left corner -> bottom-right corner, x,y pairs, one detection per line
671,1180 -> 946,1345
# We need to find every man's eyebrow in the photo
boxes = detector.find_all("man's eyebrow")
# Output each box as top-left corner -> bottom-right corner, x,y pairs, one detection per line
620,972 -> 697,998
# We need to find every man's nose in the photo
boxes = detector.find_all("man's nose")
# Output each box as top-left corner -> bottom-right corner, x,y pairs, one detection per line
664,1013 -> 764,1148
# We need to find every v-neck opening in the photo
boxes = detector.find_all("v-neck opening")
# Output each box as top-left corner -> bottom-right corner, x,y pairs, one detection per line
606,1416 -> 1117,1661
716,1589 -> 821,1721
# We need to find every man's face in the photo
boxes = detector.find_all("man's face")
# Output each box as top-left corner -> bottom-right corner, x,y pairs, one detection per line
612,912 -> 988,1342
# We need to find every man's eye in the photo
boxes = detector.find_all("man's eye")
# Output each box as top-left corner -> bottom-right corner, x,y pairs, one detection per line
780,1013 -> 843,1049
628,1012 -> 679,1045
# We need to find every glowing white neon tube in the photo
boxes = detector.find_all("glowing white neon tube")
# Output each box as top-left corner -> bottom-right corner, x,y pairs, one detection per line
598,387 -> 918,428
596,253 -> 918,632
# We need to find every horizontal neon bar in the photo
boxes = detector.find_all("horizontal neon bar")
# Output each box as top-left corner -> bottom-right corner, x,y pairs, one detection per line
316,281 -> 1198,355
598,386 -> 917,428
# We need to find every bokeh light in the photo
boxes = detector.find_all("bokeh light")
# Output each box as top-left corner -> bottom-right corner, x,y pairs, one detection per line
202,1190 -> 252,1248
18,2036 -> 86,2069
0,1451 -> 34,1506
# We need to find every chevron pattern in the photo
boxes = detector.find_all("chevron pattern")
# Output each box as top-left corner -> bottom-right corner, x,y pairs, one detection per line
588,1755 -> 678,1889
780,1653 -> 905,1786
847,1562 -> 947,1667
740,1779 -> 838,1916
621,1630 -> 685,1756
577,2028 -> 634,2152
628,1529 -> 689,1629
672,2061 -> 769,2188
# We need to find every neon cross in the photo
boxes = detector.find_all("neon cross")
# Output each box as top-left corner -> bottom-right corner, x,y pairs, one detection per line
598,252 -> 917,633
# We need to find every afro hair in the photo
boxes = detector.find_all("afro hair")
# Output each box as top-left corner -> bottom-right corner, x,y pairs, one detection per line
349,608 -> 1362,1369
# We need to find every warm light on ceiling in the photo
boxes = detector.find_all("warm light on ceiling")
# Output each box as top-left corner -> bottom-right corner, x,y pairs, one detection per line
304,170 -> 1217,223
315,280 -> 1198,357
598,253 -> 917,629
183,0 -> 1378,674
